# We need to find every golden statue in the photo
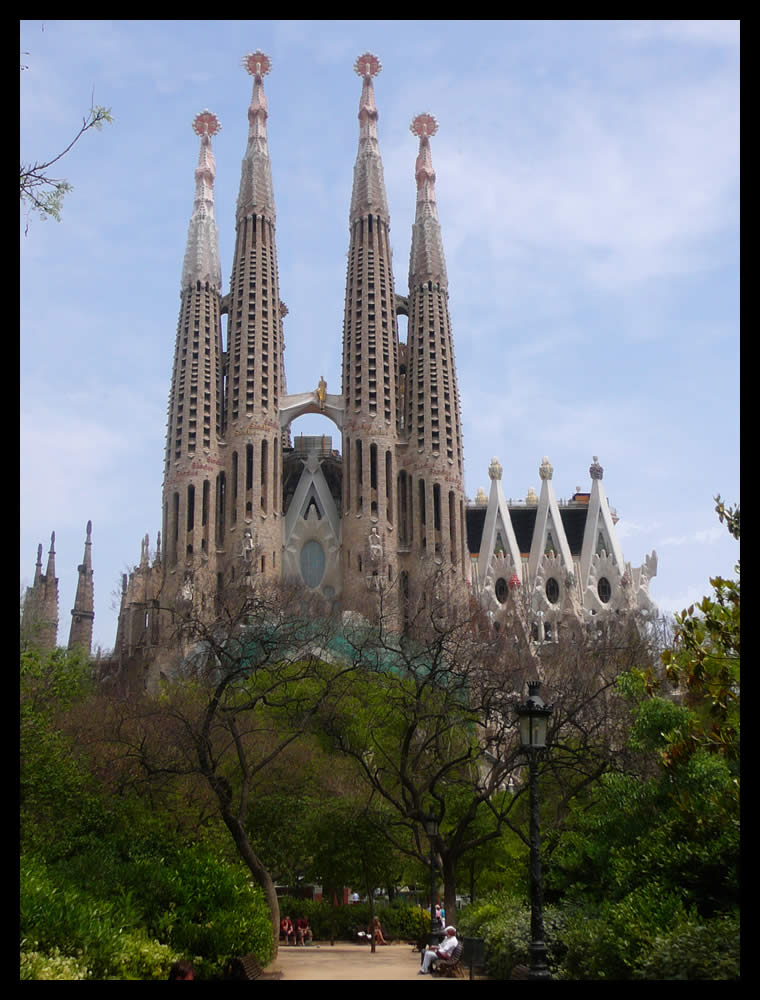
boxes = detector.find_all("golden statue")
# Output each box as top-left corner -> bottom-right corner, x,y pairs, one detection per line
317,375 -> 327,410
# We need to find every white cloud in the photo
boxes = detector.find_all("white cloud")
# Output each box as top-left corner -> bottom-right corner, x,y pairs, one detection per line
659,524 -> 726,547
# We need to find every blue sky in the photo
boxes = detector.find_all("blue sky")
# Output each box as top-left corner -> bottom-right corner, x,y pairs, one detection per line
20,20 -> 739,653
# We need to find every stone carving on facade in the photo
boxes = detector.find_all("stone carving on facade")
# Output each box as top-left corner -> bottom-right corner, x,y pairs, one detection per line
365,526 -> 385,590
241,529 -> 255,562
179,573 -> 194,603
368,525 -> 383,564
585,550 -> 622,615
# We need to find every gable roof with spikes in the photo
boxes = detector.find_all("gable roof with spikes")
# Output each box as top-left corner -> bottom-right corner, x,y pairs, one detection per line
579,456 -> 625,586
477,456 -> 523,585
527,457 -> 575,580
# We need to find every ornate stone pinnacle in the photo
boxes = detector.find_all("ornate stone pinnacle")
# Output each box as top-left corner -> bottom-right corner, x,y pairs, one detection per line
354,52 -> 382,77
410,112 -> 438,138
192,109 -> 221,138
590,456 -> 604,480
539,456 -> 553,480
488,456 -> 503,481
243,50 -> 272,77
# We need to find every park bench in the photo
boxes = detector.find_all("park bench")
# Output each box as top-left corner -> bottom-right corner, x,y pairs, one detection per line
510,963 -> 530,979
431,941 -> 465,978
224,953 -> 283,980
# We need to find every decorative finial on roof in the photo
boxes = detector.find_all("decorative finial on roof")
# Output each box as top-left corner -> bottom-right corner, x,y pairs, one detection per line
590,456 -> 604,480
410,112 -> 438,139
411,113 -> 438,196
354,52 -> 382,78
488,456 -> 503,481
243,50 -> 272,78
354,53 -> 382,146
242,51 -> 271,145
539,456 -> 553,480
408,111 -> 448,287
192,109 -> 222,139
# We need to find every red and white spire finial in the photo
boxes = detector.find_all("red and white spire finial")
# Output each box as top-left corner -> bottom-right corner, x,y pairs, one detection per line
408,113 -> 447,287
411,113 -> 438,202
181,109 -> 222,289
192,109 -> 222,139
242,50 -> 271,142
191,109 -> 220,196
354,52 -> 382,78
410,112 -> 438,139
354,52 -> 381,145
243,50 -> 272,79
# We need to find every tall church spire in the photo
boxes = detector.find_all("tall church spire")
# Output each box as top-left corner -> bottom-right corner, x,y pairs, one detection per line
68,520 -> 94,654
162,111 -> 225,578
403,114 -> 468,586
341,53 -> 401,615
222,51 -> 284,582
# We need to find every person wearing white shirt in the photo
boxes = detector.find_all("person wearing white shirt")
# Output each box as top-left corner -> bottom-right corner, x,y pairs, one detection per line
419,926 -> 458,974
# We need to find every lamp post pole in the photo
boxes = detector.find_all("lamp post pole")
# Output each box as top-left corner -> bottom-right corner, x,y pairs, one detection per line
423,816 -> 439,943
516,680 -> 553,980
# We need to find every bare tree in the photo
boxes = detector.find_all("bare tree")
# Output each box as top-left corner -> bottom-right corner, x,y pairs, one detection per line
90,578 -> 347,956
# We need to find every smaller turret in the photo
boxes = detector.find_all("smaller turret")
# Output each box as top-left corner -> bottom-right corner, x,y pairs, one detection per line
68,520 -> 95,654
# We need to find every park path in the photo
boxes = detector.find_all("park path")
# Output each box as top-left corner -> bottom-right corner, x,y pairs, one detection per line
266,941 -> 465,981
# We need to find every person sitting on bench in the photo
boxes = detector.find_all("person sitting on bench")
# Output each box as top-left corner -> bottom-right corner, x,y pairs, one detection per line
419,925 -> 458,974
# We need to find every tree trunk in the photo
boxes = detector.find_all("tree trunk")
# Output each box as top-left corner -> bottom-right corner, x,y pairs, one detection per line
441,852 -> 458,929
220,808 -> 281,958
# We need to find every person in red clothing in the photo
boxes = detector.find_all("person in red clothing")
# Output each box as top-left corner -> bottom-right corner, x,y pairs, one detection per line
295,916 -> 312,945
280,915 -> 295,945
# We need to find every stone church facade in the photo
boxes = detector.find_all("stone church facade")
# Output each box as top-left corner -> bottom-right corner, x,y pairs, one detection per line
21,52 -> 658,688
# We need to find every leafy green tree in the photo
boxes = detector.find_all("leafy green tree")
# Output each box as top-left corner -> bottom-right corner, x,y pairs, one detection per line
321,569 -> 651,921
543,501 -> 741,978
658,496 -> 739,764
307,802 -> 402,948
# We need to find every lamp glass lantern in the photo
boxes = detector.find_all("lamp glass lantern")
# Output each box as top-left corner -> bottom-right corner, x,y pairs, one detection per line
517,681 -> 552,750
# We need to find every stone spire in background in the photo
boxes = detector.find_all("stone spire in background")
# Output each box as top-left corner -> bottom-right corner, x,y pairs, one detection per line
68,520 -> 94,654
21,532 -> 59,654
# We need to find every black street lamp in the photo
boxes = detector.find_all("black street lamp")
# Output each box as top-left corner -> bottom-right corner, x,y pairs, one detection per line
423,815 -> 439,943
516,680 -> 553,980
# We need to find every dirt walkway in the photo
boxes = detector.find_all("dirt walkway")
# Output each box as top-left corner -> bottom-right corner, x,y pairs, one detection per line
266,941 -> 469,981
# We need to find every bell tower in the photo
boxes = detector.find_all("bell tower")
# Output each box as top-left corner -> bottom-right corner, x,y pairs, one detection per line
341,54 -> 401,613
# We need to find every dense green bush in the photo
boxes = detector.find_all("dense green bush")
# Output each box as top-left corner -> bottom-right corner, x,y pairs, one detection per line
456,891 -> 566,979
20,854 -> 181,980
556,883 -> 692,980
20,843 -> 273,980
633,911 -> 740,980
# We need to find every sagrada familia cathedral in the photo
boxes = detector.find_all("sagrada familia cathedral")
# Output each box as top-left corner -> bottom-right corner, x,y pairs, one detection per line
21,52 -> 658,689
